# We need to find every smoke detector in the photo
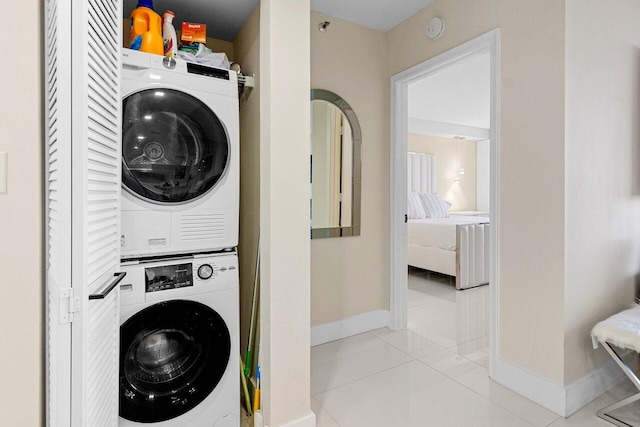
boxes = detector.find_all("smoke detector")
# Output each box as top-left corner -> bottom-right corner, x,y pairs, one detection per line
426,17 -> 445,40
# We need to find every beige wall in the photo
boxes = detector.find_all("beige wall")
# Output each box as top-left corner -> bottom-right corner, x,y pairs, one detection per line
122,18 -> 235,60
387,0 -> 566,383
0,0 -> 43,425
310,12 -> 390,326
233,6 -> 261,375
408,134 -> 478,211
564,0 -> 640,384
260,0 -> 314,425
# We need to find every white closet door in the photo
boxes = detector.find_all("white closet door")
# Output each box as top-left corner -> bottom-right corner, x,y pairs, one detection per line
45,0 -> 72,425
46,0 -> 122,425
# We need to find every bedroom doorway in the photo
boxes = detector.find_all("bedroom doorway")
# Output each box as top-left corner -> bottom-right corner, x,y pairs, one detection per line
389,30 -> 500,377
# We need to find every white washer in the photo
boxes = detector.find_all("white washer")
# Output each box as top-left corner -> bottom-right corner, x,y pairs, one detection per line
120,49 -> 239,258
118,252 -> 239,427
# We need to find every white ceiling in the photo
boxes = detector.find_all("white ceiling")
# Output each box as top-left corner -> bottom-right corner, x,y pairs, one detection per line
408,52 -> 491,130
123,0 -> 437,41
310,0 -> 437,31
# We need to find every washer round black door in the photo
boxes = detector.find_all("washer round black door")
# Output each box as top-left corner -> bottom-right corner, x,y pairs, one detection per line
122,88 -> 229,204
119,300 -> 231,423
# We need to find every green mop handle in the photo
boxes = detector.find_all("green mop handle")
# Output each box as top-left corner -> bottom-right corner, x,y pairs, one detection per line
244,238 -> 260,377
244,350 -> 252,377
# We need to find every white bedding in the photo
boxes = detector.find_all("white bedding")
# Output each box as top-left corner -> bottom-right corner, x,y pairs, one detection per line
408,215 -> 490,251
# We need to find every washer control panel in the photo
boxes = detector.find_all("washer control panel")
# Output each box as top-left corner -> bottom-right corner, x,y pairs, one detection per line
145,262 -> 193,293
197,264 -> 214,280
120,252 -> 239,306
193,257 -> 237,283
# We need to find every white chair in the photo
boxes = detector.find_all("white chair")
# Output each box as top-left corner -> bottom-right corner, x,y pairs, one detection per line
591,305 -> 640,426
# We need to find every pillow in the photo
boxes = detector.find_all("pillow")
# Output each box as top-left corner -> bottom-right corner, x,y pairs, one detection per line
418,192 -> 450,218
407,192 -> 426,219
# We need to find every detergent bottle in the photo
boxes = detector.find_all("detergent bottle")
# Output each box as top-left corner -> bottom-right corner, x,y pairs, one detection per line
162,11 -> 178,57
129,0 -> 163,55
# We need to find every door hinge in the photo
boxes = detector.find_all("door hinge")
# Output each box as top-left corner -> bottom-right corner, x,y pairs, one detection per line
405,214 -> 408,223
59,288 -> 80,324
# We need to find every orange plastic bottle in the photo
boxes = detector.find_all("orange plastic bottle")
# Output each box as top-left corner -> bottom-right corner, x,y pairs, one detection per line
129,0 -> 164,55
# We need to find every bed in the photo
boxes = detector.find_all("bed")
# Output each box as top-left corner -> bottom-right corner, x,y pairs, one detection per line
408,215 -> 490,289
407,152 -> 490,290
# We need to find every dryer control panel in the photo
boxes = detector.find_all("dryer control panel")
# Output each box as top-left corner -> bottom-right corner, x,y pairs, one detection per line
187,62 -> 230,80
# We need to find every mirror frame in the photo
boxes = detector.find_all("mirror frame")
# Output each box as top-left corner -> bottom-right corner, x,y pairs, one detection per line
310,89 -> 362,239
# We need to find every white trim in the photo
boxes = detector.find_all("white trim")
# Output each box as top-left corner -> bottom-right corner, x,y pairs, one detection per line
493,356 -> 566,416
311,310 -> 391,347
487,29 -> 501,382
277,411 -> 317,427
494,356 -> 629,417
565,358 -> 628,416
408,117 -> 490,140
390,73 -> 409,331
389,30 -> 501,381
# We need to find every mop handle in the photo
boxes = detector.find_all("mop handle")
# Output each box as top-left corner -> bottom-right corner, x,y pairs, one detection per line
240,359 -> 252,416
253,365 -> 261,412
244,238 -> 260,377
243,350 -> 252,377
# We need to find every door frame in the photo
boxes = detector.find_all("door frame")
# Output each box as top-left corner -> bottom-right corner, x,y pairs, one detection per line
389,29 -> 500,377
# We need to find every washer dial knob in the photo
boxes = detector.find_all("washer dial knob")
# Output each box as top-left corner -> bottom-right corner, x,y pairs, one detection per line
198,264 -> 214,280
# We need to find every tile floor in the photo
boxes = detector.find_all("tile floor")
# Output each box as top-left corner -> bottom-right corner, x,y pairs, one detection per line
306,267 -> 640,427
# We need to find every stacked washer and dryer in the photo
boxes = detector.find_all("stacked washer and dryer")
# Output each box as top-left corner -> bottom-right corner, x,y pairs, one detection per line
118,49 -> 240,427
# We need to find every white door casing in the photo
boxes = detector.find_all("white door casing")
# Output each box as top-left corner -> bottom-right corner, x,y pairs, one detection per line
46,0 -> 123,426
389,29 -> 500,377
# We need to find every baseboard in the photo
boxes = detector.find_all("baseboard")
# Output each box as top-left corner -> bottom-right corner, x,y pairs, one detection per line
493,356 -> 566,416
494,356 -> 629,417
311,310 -> 391,347
565,356 -> 630,416
277,411 -> 316,427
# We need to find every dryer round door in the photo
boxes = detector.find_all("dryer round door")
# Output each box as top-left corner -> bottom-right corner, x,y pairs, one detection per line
122,88 -> 230,204
119,300 -> 231,423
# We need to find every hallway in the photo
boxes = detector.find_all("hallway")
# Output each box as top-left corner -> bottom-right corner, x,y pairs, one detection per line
309,269 -> 639,426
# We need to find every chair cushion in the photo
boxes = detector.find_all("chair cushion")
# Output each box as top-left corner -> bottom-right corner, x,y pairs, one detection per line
591,305 -> 640,352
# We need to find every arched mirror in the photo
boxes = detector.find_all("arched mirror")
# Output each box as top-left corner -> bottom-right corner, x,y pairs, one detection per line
311,89 -> 361,239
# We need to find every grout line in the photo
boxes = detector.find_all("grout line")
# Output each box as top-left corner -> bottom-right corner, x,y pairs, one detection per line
420,353 -> 563,427
312,359 -> 416,398
367,330 -> 420,358
414,356 -> 540,426
407,277 -> 550,426
311,396 -> 343,427
443,334 -> 489,351
545,416 -> 562,427
408,303 -> 490,333
416,348 -> 485,371
406,323 -> 486,350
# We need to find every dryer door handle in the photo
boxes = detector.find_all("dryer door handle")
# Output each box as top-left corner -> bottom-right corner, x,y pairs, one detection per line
89,272 -> 127,300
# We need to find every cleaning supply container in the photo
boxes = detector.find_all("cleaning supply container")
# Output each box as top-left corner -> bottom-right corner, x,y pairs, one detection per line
162,11 -> 178,57
129,0 -> 163,55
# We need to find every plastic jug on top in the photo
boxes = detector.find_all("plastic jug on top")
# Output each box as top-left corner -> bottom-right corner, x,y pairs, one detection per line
162,11 -> 178,57
129,0 -> 163,55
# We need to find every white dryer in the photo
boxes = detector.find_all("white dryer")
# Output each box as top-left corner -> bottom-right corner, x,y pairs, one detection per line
120,50 -> 239,258
118,251 -> 239,427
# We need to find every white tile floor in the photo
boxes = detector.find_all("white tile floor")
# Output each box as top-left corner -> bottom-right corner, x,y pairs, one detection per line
308,268 -> 640,427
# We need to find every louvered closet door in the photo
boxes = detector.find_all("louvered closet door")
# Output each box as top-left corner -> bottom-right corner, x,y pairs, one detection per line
45,0 -> 72,425
70,0 -> 122,426
46,0 -> 122,425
